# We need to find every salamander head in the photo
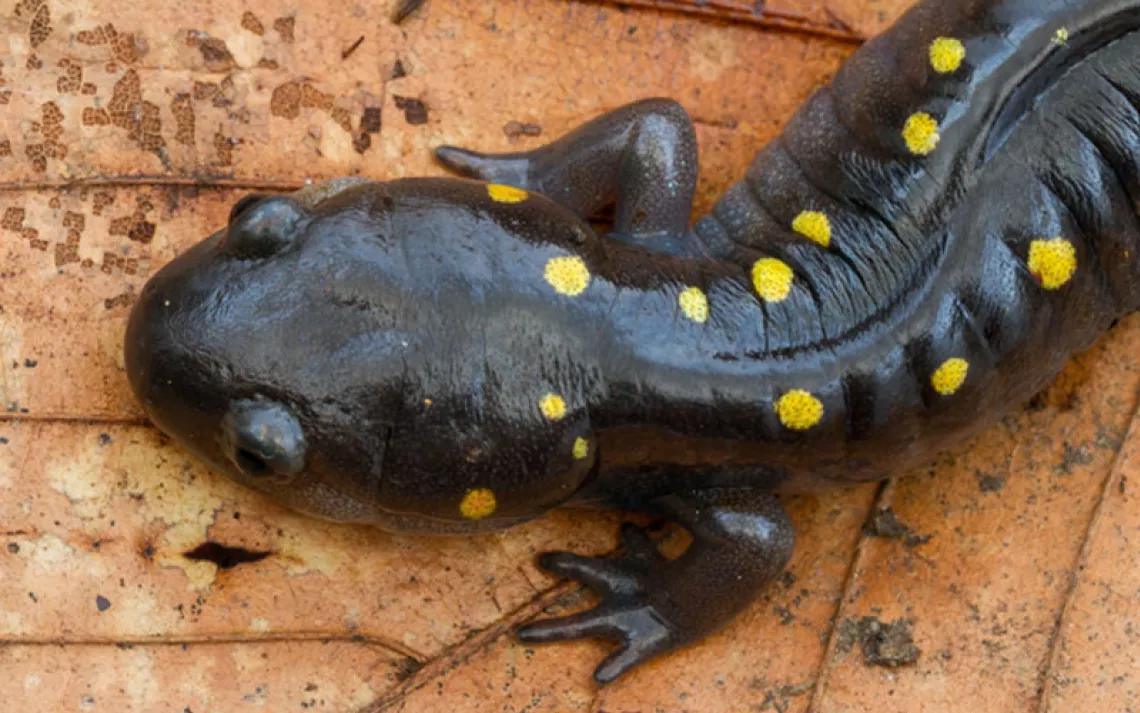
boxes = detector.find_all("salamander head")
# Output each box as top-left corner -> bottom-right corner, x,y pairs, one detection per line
124,178 -> 604,534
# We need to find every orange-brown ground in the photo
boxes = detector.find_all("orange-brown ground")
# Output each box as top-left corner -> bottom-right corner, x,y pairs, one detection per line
1,1 -> 1138,711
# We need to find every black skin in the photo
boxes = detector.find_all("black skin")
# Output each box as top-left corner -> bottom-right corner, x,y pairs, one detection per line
436,101 -> 795,679
437,98 -> 705,257
125,0 -> 1140,685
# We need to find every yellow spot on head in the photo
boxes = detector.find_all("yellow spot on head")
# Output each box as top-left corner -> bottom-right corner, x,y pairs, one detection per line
544,256 -> 591,296
929,37 -> 966,74
678,286 -> 709,323
931,358 -> 969,396
459,488 -> 497,520
751,258 -> 794,303
540,393 -> 567,421
572,437 -> 589,460
1053,27 -> 1070,46
792,210 -> 832,248
903,112 -> 940,156
775,390 -> 824,431
1028,237 -> 1078,290
487,183 -> 528,203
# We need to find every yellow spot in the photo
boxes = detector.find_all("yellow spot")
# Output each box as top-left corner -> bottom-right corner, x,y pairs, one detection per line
544,256 -> 591,296
751,258 -> 794,303
775,390 -> 824,431
459,488 -> 497,520
487,184 -> 528,203
678,287 -> 709,323
540,393 -> 567,421
1028,238 -> 1078,290
931,358 -> 970,396
929,37 -> 966,74
1053,27 -> 1070,46
572,437 -> 590,460
792,210 -> 832,248
903,112 -> 940,156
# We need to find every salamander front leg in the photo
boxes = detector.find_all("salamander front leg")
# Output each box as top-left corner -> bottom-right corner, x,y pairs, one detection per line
519,489 -> 794,684
436,98 -> 700,254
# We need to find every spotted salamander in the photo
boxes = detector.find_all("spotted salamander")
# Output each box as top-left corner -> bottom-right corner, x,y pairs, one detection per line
124,0 -> 1140,684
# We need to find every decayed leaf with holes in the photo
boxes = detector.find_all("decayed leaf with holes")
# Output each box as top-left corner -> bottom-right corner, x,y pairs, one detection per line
4,0 -> 1140,711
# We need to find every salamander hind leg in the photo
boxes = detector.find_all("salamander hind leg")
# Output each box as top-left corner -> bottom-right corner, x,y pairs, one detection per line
436,98 -> 702,255
518,488 -> 794,684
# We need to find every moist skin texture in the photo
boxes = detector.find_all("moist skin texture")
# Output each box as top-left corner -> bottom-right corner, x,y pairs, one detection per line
124,0 -> 1140,685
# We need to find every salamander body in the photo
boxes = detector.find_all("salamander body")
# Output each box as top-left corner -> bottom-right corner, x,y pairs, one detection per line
124,0 -> 1140,683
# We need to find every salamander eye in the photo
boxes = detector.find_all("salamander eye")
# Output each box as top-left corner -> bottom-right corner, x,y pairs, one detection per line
224,195 -> 307,259
228,192 -> 272,224
222,401 -> 308,481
